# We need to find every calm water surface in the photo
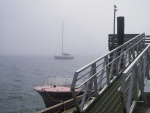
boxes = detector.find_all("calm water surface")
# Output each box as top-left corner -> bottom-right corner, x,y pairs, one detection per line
0,56 -> 97,113
0,56 -> 150,113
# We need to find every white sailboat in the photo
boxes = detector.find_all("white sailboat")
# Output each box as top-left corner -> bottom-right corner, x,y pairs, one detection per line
54,22 -> 74,59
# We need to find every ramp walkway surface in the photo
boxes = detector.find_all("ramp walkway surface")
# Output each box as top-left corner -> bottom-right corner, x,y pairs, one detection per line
85,76 -> 124,113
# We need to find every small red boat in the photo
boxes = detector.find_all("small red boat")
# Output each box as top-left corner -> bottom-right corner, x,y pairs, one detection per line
34,76 -> 82,107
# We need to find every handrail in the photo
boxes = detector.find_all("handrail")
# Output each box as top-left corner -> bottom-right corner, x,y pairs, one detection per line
76,33 -> 145,73
71,33 -> 146,112
118,44 -> 150,113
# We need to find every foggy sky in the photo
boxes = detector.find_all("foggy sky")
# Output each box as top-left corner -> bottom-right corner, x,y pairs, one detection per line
0,0 -> 150,57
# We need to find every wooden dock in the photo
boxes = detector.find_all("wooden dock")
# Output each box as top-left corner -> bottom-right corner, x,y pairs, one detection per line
37,95 -> 82,113
37,81 -> 150,113
37,33 -> 150,113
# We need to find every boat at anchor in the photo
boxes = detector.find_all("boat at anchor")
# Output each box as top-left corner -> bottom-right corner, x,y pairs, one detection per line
54,22 -> 74,60
33,76 -> 82,107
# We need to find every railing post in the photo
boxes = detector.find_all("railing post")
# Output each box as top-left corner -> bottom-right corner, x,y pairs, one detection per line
141,57 -> 145,87
147,49 -> 150,79
118,46 -> 124,73
131,45 -> 136,60
143,33 -> 145,48
136,60 -> 148,105
136,38 -> 140,54
134,64 -> 139,100
109,51 -> 117,78
71,72 -> 81,113
79,63 -> 97,112
120,72 -> 128,113
98,58 -> 106,89
128,45 -> 132,65
105,56 -> 110,85
126,66 -> 135,113
143,52 -> 147,84
93,63 -> 99,97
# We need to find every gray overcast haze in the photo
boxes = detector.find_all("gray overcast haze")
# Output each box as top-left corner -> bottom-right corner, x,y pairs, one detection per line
0,0 -> 150,57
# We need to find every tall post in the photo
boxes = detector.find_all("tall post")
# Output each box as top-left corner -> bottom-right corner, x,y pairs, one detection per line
108,5 -> 117,77
117,16 -> 124,45
113,5 -> 117,34
117,16 -> 125,70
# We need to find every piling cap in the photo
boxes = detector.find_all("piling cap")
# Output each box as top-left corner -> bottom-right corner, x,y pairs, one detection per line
118,16 -> 124,18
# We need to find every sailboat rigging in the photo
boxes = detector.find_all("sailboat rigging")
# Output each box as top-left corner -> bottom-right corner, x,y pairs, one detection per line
54,22 -> 74,59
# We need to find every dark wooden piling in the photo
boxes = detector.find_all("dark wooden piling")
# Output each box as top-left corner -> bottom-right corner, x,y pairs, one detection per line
117,16 -> 125,70
117,16 -> 124,46
108,17 -> 125,77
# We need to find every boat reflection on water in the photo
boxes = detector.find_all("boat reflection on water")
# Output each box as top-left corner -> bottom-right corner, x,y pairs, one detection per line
33,76 -> 83,107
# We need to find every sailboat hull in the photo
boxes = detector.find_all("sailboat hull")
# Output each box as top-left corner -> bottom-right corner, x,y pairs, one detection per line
54,55 -> 74,59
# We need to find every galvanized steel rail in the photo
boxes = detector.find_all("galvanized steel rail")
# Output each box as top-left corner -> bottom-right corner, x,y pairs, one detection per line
71,33 -> 146,113
118,44 -> 150,113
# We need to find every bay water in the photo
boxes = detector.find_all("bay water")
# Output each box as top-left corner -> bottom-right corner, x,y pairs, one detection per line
0,56 -> 96,113
0,56 -> 150,113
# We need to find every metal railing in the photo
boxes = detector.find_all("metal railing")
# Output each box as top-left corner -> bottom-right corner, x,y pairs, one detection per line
108,34 -> 139,51
71,33 -> 146,112
118,44 -> 150,113
145,35 -> 150,43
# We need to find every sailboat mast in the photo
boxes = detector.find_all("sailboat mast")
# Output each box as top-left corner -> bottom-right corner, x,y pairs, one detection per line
62,22 -> 64,54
